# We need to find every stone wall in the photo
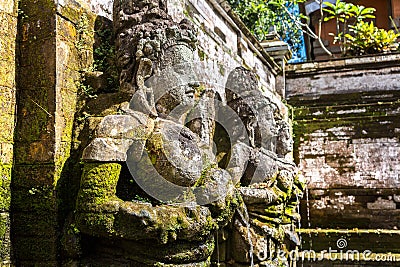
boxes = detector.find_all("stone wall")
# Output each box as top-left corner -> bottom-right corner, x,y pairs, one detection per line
286,54 -> 400,263
0,0 -> 17,263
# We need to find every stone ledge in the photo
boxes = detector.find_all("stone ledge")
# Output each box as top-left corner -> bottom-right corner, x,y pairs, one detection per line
298,228 -> 400,253
286,52 -> 400,76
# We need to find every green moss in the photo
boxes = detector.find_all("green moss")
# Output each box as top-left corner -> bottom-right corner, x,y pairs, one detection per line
218,63 -> 225,76
155,206 -> 208,244
0,163 -> 11,211
212,189 -> 242,228
76,162 -> 122,209
271,186 -> 288,204
12,185 -> 56,212
149,132 -> 164,151
13,235 -> 58,262
194,164 -> 217,188
263,204 -> 284,218
18,0 -> 56,26
75,212 -> 116,237
197,49 -> 206,61
15,89 -> 50,145
0,213 -> 10,260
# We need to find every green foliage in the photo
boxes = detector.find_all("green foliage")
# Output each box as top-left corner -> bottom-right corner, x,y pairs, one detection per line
323,0 -> 375,24
132,194 -> 151,203
93,19 -> 119,90
93,27 -> 116,73
322,0 -> 399,56
76,79 -> 97,99
344,21 -> 400,55
228,0 -> 306,59
74,13 -> 92,53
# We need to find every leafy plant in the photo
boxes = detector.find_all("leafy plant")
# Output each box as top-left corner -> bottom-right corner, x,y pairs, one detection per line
228,0 -> 398,60
74,13 -> 92,53
344,21 -> 400,55
228,0 -> 308,61
93,19 -> 119,90
352,5 -> 376,22
323,0 -> 375,24
228,0 -> 333,61
323,0 -> 399,56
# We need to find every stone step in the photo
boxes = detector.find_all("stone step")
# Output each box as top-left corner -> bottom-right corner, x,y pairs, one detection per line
296,254 -> 400,267
295,229 -> 400,266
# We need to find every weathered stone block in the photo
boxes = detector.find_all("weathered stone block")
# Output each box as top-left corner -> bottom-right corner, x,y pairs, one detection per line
0,111 -> 14,143
82,138 -> 135,162
367,198 -> 397,210
19,15 -> 56,44
12,186 -> 57,212
0,164 -> 11,212
0,143 -> 13,164
57,1 -> 93,24
14,87 -> 55,142
299,229 -> 400,254
0,88 -> 16,116
0,12 -> 16,50
13,141 -> 56,164
0,60 -> 15,91
18,0 -> 56,25
230,224 -> 252,264
12,211 -> 58,237
0,213 -> 10,262
301,188 -> 400,229
96,114 -> 154,139
13,236 -> 58,261
18,40 -> 56,87
56,41 -> 81,78
0,0 -> 17,15
13,165 -> 56,188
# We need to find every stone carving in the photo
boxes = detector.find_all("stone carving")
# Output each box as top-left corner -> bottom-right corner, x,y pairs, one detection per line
113,0 -> 196,116
74,0 -> 238,266
220,67 -> 305,266
73,1 -> 303,266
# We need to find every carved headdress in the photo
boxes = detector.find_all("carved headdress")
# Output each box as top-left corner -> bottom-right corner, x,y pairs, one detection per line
113,0 -> 197,100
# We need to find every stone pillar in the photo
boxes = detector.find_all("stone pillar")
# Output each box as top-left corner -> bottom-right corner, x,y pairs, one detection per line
13,0 -> 94,265
0,0 -> 18,264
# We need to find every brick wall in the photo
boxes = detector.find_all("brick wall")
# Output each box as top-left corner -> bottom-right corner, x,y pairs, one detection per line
286,54 -> 400,259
